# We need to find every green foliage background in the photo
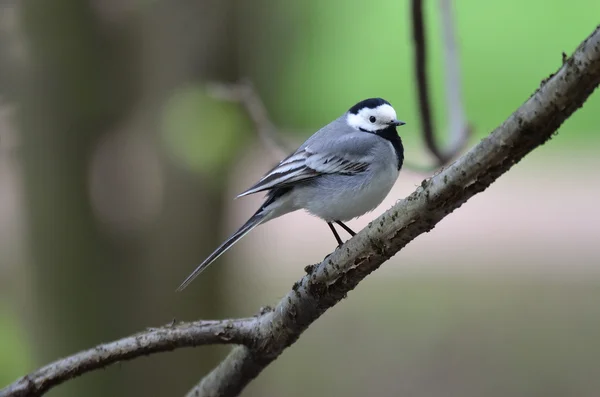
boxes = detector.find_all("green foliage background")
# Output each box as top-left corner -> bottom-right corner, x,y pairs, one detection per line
243,0 -> 599,147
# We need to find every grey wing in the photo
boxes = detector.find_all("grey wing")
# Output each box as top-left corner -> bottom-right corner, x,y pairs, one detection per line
237,132 -> 377,197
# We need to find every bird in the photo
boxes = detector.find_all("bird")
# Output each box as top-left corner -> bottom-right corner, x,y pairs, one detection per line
177,97 -> 405,291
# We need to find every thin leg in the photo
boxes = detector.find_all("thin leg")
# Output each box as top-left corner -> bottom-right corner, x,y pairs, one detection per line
335,220 -> 356,236
327,222 -> 344,246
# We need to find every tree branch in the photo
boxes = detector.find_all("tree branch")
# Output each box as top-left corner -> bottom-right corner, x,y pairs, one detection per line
0,318 -> 257,397
2,23 -> 599,397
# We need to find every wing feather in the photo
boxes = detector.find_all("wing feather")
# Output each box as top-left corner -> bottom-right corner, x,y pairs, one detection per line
237,143 -> 372,198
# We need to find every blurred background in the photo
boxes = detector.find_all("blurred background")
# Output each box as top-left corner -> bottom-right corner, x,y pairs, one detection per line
1,0 -> 599,396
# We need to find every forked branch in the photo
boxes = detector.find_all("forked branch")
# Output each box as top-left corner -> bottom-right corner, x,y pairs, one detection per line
411,0 -> 471,166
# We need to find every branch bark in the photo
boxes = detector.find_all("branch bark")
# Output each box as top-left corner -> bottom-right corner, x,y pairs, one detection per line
2,23 -> 599,397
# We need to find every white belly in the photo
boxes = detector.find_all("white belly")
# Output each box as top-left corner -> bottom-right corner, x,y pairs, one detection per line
294,163 -> 399,222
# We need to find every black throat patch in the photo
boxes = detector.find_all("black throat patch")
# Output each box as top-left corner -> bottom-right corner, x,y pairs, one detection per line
373,126 -> 404,171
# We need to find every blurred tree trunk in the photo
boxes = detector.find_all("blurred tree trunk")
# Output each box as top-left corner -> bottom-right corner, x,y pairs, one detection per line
18,0 -> 241,396
18,1 -> 139,396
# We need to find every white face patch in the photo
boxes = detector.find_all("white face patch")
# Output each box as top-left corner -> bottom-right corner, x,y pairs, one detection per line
346,104 -> 398,132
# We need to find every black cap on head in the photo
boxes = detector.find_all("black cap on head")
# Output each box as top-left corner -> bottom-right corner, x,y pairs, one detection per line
348,98 -> 391,114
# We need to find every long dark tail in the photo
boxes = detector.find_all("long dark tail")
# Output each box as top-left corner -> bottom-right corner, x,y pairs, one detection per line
176,212 -> 265,291
176,187 -> 291,291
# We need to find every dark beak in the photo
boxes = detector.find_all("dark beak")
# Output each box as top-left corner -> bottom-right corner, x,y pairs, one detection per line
389,119 -> 406,127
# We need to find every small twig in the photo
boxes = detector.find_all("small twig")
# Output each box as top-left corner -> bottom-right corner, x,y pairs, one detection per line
411,0 -> 471,166
206,80 -> 291,160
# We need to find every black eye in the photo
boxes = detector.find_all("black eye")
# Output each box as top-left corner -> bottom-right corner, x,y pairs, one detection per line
369,116 -> 376,123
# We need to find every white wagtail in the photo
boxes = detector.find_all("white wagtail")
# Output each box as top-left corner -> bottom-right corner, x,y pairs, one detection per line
177,98 -> 405,291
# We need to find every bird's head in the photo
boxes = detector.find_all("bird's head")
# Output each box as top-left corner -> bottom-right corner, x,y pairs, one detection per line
346,98 -> 405,133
